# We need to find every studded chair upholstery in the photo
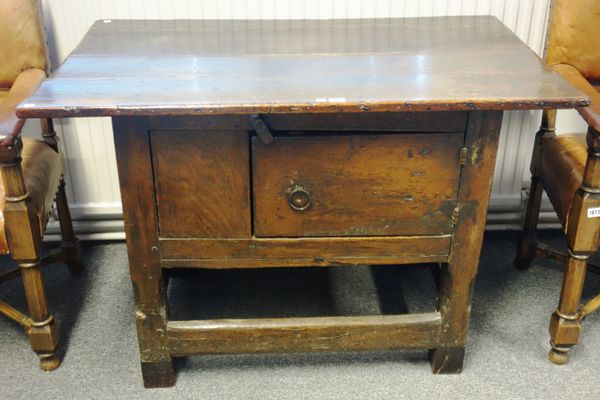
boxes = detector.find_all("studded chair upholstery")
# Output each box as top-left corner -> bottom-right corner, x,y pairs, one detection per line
0,0 -> 82,371
515,0 -> 600,365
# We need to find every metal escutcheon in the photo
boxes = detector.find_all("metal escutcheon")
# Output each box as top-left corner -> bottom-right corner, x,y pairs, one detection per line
288,186 -> 312,211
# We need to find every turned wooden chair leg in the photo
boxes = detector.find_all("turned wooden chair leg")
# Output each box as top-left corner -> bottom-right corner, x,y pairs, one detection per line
19,259 -> 60,371
548,252 -> 587,365
515,176 -> 544,270
55,180 -> 82,275
549,125 -> 600,364
42,119 -> 83,275
1,134 -> 63,370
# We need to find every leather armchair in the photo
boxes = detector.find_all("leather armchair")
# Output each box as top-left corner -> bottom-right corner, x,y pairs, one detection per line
0,0 -> 82,371
515,0 -> 600,365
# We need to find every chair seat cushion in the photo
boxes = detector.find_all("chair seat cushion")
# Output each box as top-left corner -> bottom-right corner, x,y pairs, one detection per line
534,133 -> 587,226
0,138 -> 64,254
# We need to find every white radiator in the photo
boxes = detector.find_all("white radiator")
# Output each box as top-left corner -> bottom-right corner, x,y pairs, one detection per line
24,0 -> 587,239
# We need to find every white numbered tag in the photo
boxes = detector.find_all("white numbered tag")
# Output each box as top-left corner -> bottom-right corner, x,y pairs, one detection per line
587,207 -> 600,218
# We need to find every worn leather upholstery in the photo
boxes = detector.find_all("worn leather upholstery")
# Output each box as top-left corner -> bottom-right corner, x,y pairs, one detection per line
552,64 -> 600,132
0,68 -> 61,254
0,139 -> 63,254
534,134 -> 587,226
533,67 -> 600,226
0,69 -> 57,253
0,0 -> 46,88
545,0 -> 600,80
533,0 -> 600,229
0,69 -> 46,147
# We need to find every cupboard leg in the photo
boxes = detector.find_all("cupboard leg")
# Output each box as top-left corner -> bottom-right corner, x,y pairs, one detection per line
429,346 -> 465,374
134,270 -> 173,388
429,259 -> 471,374
141,360 -> 175,388
430,111 -> 503,374
113,117 -> 174,387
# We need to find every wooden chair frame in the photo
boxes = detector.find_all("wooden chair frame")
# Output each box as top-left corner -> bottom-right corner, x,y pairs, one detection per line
0,118 -> 82,371
515,109 -> 600,364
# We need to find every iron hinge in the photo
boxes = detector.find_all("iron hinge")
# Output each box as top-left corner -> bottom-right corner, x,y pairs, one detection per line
451,205 -> 460,225
458,146 -> 468,165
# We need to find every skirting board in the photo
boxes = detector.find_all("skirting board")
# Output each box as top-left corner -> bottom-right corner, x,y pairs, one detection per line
42,191 -> 560,241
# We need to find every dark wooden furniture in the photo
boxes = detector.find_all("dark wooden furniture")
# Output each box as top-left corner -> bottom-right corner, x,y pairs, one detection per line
0,0 -> 82,371
515,0 -> 600,365
17,17 -> 587,387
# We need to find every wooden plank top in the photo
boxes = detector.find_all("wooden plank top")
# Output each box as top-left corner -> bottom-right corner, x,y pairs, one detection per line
17,16 -> 589,118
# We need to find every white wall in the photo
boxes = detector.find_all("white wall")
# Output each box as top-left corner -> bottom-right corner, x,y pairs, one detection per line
27,0 -> 587,238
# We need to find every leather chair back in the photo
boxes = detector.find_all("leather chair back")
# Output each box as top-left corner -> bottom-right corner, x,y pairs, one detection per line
545,0 -> 600,80
0,0 -> 46,88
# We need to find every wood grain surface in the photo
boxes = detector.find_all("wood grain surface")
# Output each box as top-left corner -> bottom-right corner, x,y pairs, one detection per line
151,131 -> 250,238
166,313 -> 442,356
143,112 -> 468,133
158,235 -> 452,268
112,117 -> 174,387
253,133 -> 463,237
429,111 -> 503,373
17,17 -> 588,118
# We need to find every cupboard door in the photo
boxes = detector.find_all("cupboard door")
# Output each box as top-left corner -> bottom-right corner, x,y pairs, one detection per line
151,131 -> 250,238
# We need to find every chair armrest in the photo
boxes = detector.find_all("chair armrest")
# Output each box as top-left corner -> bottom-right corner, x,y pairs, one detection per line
0,69 -> 46,152
552,64 -> 600,132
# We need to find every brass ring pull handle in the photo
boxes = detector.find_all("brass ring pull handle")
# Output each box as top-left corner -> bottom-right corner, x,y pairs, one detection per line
288,186 -> 312,211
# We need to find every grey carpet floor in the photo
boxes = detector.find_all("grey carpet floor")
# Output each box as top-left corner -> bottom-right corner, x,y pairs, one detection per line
0,230 -> 599,399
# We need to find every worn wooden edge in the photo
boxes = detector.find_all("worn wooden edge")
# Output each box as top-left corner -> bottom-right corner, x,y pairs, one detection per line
432,110 -> 503,359
143,112 -> 469,133
159,235 -> 451,268
160,255 -> 448,269
166,312 -> 442,356
16,98 -> 590,119
111,117 -> 174,380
